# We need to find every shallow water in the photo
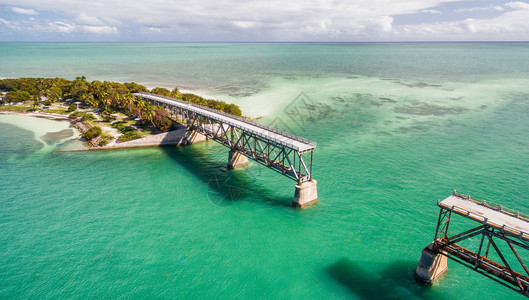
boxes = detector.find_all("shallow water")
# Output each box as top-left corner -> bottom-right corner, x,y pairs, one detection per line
0,115 -> 82,154
1,42 -> 529,299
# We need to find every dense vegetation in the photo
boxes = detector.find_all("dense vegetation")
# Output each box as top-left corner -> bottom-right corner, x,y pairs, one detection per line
0,77 -> 243,131
119,131 -> 144,142
82,126 -> 102,140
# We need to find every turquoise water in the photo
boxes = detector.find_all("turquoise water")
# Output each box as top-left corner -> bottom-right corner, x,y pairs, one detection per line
1,43 -> 529,298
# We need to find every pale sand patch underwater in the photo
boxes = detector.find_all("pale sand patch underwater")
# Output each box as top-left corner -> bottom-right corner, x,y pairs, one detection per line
0,114 -> 84,152
180,75 -> 526,154
208,75 -> 529,136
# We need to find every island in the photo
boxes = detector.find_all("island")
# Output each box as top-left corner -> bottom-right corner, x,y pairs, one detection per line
0,77 -> 243,149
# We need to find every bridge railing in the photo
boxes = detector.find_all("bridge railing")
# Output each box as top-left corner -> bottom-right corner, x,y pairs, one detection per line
452,190 -> 529,222
135,92 -> 317,149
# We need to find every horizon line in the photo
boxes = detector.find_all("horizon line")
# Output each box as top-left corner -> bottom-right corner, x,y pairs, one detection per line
1,40 -> 529,43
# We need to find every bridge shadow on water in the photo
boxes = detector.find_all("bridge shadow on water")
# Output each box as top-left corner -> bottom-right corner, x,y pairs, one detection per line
326,258 -> 446,300
158,142 -> 293,208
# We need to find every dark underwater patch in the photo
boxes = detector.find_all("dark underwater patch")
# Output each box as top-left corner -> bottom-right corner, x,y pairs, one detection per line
40,129 -> 74,145
394,101 -> 468,116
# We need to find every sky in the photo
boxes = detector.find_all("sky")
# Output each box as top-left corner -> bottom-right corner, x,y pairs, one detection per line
1,0 -> 529,41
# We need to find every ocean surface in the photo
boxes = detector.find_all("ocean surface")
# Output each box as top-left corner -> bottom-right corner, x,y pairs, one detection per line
1,42 -> 529,299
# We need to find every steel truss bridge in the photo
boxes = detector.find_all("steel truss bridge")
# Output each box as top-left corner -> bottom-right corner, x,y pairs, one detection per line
133,92 -> 316,184
432,191 -> 529,297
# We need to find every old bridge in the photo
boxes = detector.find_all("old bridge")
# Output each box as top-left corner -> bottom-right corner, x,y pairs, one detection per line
133,92 -> 318,208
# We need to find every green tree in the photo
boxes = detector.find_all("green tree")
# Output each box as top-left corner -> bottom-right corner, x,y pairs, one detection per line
151,87 -> 171,97
45,87 -> 62,102
225,104 -> 242,116
68,104 -> 77,112
82,93 -> 98,108
32,98 -> 40,109
94,81 -> 112,109
124,82 -> 148,93
69,78 -> 90,102
122,94 -> 136,114
142,102 -> 156,127
100,109 -> 116,121
171,87 -> 181,98
133,98 -> 146,117
6,90 -> 31,102
0,79 -> 20,91
153,108 -> 173,131
82,126 -> 102,140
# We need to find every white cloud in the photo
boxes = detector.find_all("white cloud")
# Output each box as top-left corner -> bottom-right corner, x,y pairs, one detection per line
454,5 -> 504,12
396,8 -> 529,40
0,18 -> 118,35
505,1 -> 529,10
11,7 -> 39,15
422,9 -> 442,14
233,21 -> 261,29
46,22 -> 118,34
81,25 -> 118,34
0,0 -> 529,40
76,12 -> 105,26
49,21 -> 75,33
145,27 -> 162,33
0,0 -> 463,39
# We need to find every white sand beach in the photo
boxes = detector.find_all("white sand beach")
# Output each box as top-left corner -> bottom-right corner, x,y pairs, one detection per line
0,112 -> 85,152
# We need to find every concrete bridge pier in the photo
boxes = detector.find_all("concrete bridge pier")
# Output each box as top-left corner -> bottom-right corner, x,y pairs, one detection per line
184,130 -> 207,144
415,241 -> 447,285
293,180 -> 318,208
227,150 -> 249,169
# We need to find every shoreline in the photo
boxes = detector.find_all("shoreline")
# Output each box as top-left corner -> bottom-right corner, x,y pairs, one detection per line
1,77 -> 245,151
55,125 -> 207,153
0,110 -> 75,122
0,110 -> 206,152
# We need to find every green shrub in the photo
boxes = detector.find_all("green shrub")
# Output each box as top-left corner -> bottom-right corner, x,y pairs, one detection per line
82,126 -> 102,140
119,131 -> 143,142
111,122 -> 137,134
41,109 -> 68,115
112,122 -> 127,132
124,82 -> 148,93
151,87 -> 171,97
0,105 -> 31,112
100,110 -> 116,121
69,111 -> 95,121
67,104 -> 77,112
99,139 -> 109,147
5,90 -> 31,102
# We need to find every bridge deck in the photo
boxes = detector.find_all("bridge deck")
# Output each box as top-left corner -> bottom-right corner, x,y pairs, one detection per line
439,194 -> 529,237
134,92 -> 316,152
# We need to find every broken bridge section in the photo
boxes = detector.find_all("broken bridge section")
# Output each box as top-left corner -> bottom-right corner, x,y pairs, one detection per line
416,191 -> 529,297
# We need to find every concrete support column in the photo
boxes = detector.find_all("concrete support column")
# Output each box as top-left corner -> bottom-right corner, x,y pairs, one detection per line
293,180 -> 318,209
227,150 -> 249,169
415,241 -> 448,285
184,130 -> 207,144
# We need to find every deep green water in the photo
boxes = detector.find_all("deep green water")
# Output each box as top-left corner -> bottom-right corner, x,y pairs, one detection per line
1,43 -> 529,299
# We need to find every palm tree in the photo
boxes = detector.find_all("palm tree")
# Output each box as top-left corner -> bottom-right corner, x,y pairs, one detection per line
100,95 -> 111,110
92,81 -> 110,109
142,102 -> 156,127
83,94 -> 98,108
45,87 -> 62,103
123,94 -> 135,114
134,98 -> 146,111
